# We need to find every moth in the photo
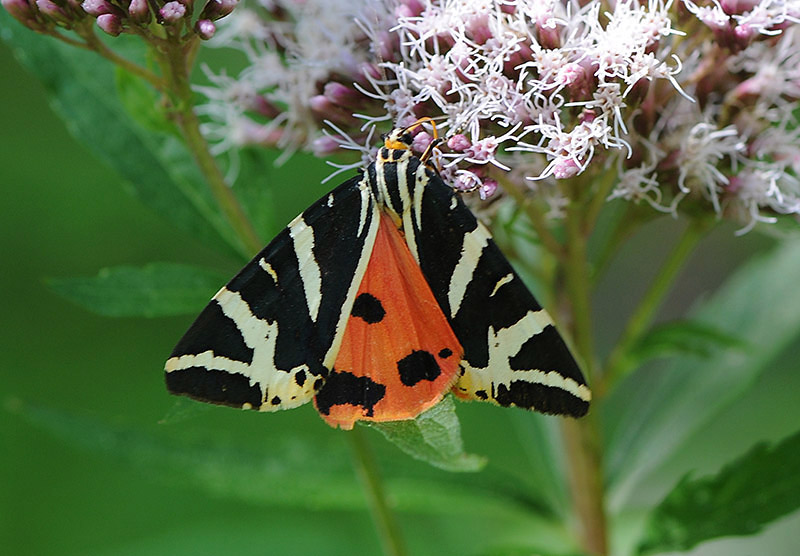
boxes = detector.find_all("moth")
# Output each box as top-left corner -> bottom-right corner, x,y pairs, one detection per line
165,120 -> 591,429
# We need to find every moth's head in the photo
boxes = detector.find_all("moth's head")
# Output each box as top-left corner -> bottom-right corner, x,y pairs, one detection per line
382,128 -> 414,151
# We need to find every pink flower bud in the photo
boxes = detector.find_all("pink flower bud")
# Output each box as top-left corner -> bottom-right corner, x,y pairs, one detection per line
719,0 -> 759,15
311,135 -> 343,156
447,134 -> 471,152
35,0 -> 68,23
127,0 -> 150,23
96,12 -> 121,35
195,18 -> 215,39
479,179 -> 498,200
2,0 -> 35,23
81,0 -> 114,16
323,82 -> 360,107
159,0 -> 185,23
412,131 -> 432,154
253,96 -> 280,119
552,158 -> 580,180
397,0 -> 424,17
200,0 -> 237,21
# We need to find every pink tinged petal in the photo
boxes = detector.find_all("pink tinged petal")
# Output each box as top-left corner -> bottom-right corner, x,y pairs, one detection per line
159,0 -> 185,23
195,18 -> 215,39
447,134 -> 470,152
81,0 -> 115,16
96,12 -> 121,35
127,0 -> 150,23
200,0 -> 237,21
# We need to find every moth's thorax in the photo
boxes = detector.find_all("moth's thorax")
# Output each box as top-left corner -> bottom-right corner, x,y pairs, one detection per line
366,147 -> 428,226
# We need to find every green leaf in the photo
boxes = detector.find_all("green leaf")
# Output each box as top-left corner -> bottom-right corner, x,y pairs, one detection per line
89,513 -> 381,556
115,66 -> 177,135
636,428 -> 800,555
626,319 -> 746,366
367,396 -> 487,472
46,263 -> 229,317
0,14 -> 244,256
606,238 -> 800,509
8,400 -> 524,516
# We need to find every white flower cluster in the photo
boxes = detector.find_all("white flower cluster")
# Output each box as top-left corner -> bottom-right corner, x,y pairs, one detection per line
197,0 -> 800,232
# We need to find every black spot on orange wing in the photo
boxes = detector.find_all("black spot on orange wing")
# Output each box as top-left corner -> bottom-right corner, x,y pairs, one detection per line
438,348 -> 453,358
351,293 -> 386,324
315,370 -> 386,417
397,350 -> 442,387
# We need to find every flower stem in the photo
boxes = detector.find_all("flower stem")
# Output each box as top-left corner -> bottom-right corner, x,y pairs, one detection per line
497,173 -> 566,261
349,427 -> 408,556
600,218 -> 708,393
561,414 -> 607,555
157,38 -> 263,256
561,195 -> 608,556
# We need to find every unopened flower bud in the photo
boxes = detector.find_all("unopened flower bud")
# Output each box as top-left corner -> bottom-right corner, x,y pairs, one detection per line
96,12 -> 121,35
35,0 -> 69,23
479,179 -> 498,200
447,134 -> 471,152
159,0 -> 185,23
719,0 -> 759,15
323,82 -> 360,108
81,0 -> 114,16
311,135 -> 344,156
127,0 -> 149,23
195,18 -> 215,39
200,0 -> 237,21
2,0 -> 35,23
412,131 -> 432,154
552,158 -> 580,180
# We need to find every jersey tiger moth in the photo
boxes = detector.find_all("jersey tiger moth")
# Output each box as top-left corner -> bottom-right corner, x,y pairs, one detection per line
165,120 -> 591,429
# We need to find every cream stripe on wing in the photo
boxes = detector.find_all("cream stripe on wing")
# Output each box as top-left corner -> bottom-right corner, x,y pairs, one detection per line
448,223 -> 491,318
289,217 -> 322,323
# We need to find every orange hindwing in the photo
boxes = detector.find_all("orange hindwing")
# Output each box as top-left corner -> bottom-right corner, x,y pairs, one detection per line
314,212 -> 464,429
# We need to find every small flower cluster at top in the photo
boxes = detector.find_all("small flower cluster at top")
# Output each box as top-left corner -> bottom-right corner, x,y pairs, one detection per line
3,0 -> 236,40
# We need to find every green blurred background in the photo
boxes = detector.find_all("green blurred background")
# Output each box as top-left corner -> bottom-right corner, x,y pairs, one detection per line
3,33 -> 800,555
0,42 -> 384,555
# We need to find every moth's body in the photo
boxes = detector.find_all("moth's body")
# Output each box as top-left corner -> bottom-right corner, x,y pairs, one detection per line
165,125 -> 591,429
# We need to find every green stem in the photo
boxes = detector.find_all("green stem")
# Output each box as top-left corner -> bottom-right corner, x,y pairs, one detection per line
561,414 -> 607,555
560,192 -> 608,556
563,200 -> 596,380
157,38 -> 263,255
600,218 -> 709,393
70,22 -> 164,90
497,172 -> 566,261
349,427 -> 408,556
